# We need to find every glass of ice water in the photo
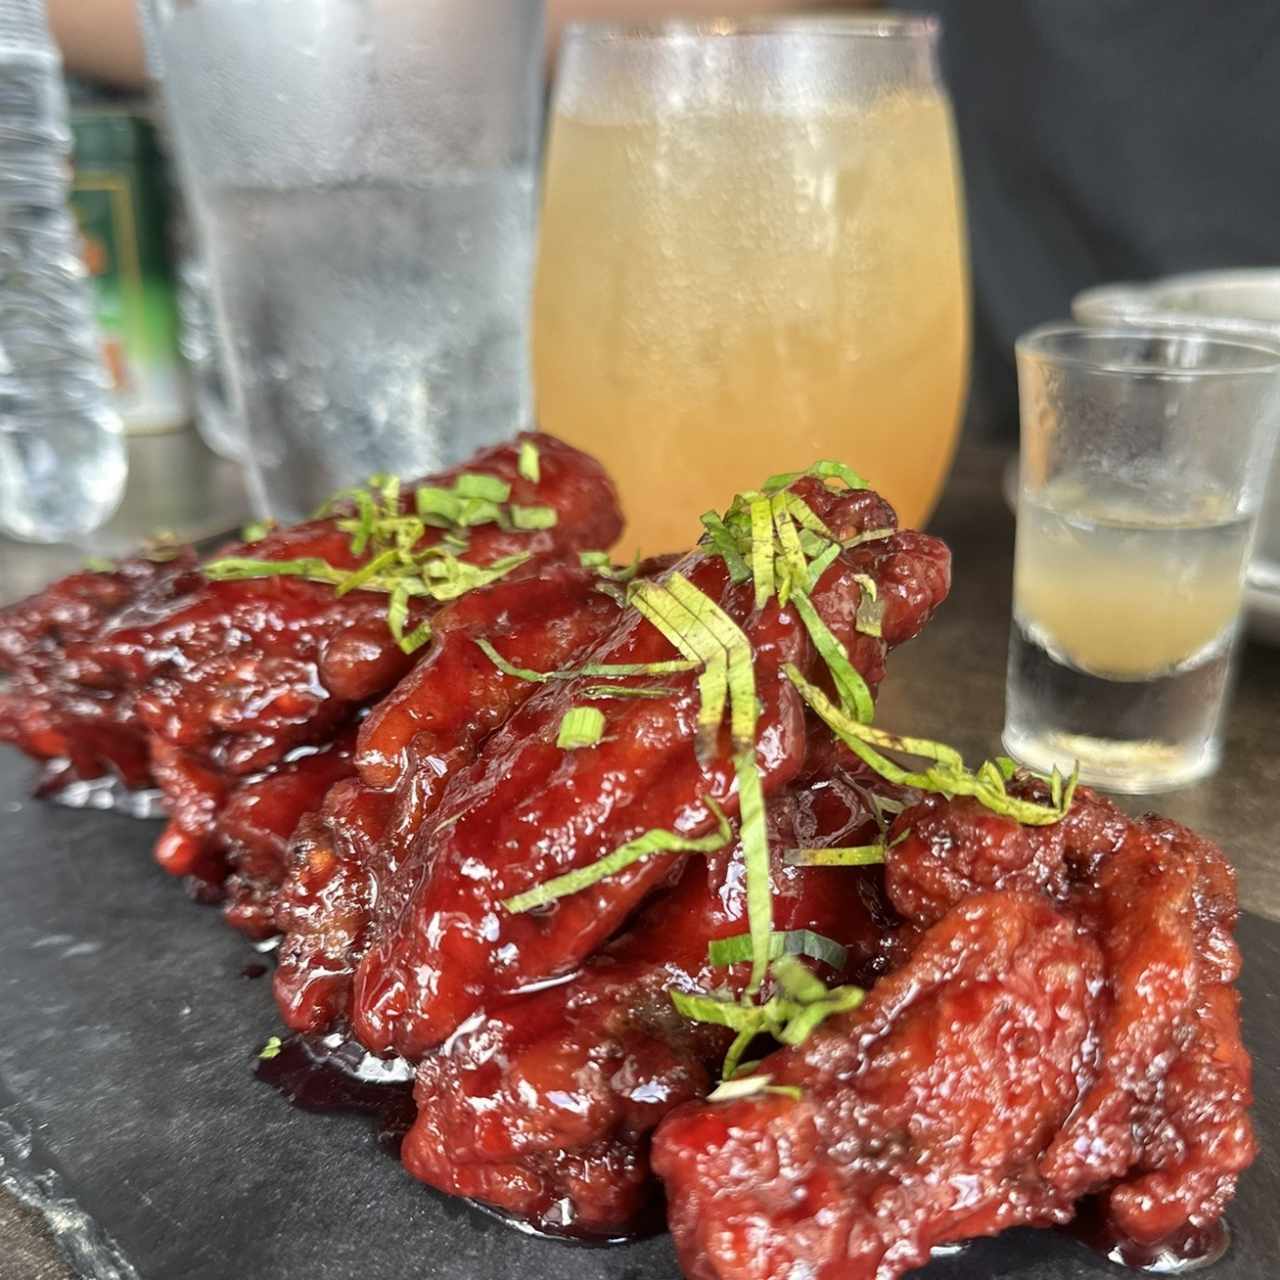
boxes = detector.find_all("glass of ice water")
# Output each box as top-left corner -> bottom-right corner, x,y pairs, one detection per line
147,0 -> 545,522
1004,323 -> 1280,792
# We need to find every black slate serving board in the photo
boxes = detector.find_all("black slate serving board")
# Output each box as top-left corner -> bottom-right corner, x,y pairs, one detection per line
0,751 -> 1277,1280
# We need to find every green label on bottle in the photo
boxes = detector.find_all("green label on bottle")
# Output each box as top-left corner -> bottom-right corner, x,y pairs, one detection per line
70,111 -> 191,435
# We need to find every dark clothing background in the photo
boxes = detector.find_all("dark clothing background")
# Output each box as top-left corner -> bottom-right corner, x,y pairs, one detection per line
899,0 -> 1280,438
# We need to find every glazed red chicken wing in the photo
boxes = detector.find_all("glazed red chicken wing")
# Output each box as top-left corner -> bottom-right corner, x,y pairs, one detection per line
80,433 -> 622,775
653,891 -> 1103,1280
0,550 -> 199,790
217,733 -> 360,937
654,785 -> 1254,1280
350,482 -> 950,1059
403,761 -> 908,1237
888,785 -> 1255,1244
273,560 -> 628,1031
0,433 -> 618,813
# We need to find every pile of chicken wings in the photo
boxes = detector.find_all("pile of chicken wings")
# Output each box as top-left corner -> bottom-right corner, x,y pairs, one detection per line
0,435 -> 1252,1280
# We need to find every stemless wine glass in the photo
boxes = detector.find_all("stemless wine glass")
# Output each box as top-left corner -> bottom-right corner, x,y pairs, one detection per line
533,16 -> 970,556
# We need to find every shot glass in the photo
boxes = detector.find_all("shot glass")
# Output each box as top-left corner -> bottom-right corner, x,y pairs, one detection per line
1004,323 -> 1280,792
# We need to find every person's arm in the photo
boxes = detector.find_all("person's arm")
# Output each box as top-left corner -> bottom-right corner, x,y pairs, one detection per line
48,0 -> 147,90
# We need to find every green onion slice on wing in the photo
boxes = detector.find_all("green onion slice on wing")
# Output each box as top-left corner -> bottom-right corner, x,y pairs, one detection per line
203,464 -> 564,654
556,706 -> 606,750
707,929 -> 849,972
501,799 -> 732,915
517,440 -> 540,484
785,664 -> 1077,825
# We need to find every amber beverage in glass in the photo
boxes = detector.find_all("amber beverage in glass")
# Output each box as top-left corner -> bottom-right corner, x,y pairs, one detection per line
533,17 -> 970,556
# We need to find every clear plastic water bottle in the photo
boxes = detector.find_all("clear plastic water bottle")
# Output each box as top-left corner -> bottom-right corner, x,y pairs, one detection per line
0,0 -> 126,543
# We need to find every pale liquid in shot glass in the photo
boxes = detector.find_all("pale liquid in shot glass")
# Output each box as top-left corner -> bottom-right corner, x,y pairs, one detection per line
1004,474 -> 1253,792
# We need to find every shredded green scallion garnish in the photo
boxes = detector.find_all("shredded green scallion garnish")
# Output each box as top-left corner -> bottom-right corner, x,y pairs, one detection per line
453,472 -> 511,503
556,706 -> 606,750
785,663 -> 1077,825
664,574 -> 755,746
749,497 -> 775,611
706,1074 -> 802,1103
773,490 -> 833,540
202,555 -> 344,583
761,459 -> 870,495
581,683 -> 679,700
502,799 -> 732,914
843,526 -> 895,549
202,463 -> 567,654
770,493 -> 809,607
733,751 -> 771,995
807,540 -> 841,582
661,572 -> 773,994
708,929 -> 849,971
789,590 -> 875,724
699,511 -> 751,584
852,572 -> 885,637
631,579 -> 728,761
474,635 -> 699,684
578,549 -> 642,582
334,547 -> 401,597
518,440 -> 541,484
509,504 -> 557,530
240,518 -> 276,543
864,789 -> 906,832
784,845 -> 886,867
671,955 -> 866,1081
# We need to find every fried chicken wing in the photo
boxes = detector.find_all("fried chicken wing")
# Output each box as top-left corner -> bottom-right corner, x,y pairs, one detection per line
0,552 -> 189,677
145,557 -> 593,893
887,786 -> 1255,1242
0,682 -> 154,795
402,761 -> 907,1237
1038,814 -> 1253,1237
272,561 -> 627,1031
148,725 -> 360,900
350,482 -> 950,1059
272,781 -> 395,1031
0,550 -> 198,789
883,783 -> 1130,928
217,733 -> 360,938
0,434 -> 619,819
87,434 -> 622,781
653,891 -> 1103,1280
657,784 -> 1254,1280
